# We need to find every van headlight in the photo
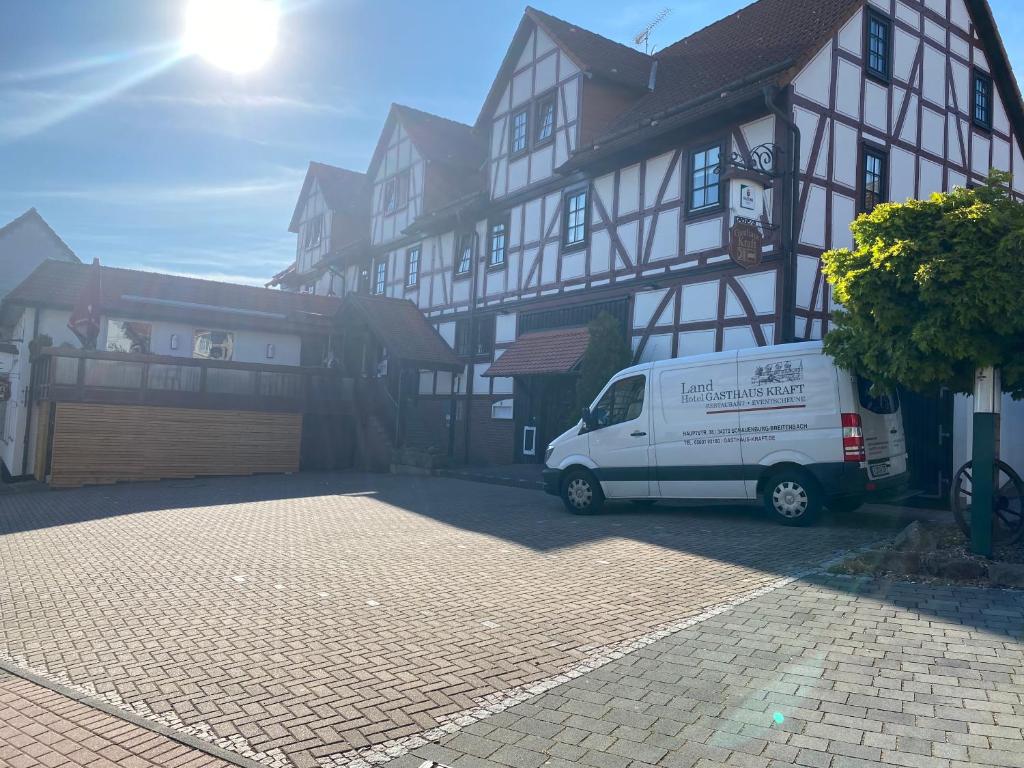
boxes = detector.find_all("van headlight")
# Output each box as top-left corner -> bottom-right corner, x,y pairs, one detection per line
544,445 -> 554,464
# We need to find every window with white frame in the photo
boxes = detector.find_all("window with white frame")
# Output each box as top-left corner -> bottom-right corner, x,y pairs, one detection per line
489,217 -> 508,267
455,233 -> 474,276
689,143 -> 722,212
193,330 -> 234,361
383,178 -> 398,214
373,260 -> 387,295
535,93 -> 556,144
562,188 -> 588,249
406,245 -> 421,287
510,108 -> 529,155
105,319 -> 152,355
303,215 -> 323,249
491,398 -> 514,420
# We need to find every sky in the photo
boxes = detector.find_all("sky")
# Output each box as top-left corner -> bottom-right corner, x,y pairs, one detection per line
2,1 -> 1024,287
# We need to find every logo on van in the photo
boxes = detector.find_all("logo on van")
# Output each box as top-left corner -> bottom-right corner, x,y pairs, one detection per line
751,360 -> 803,386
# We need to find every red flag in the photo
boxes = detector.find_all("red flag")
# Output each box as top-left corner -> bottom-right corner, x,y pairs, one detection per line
68,258 -> 103,349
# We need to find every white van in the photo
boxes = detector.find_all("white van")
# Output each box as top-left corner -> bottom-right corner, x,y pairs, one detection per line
542,342 -> 908,525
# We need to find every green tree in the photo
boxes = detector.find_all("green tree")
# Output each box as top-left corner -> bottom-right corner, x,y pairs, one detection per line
821,171 -> 1024,399
576,312 -> 633,414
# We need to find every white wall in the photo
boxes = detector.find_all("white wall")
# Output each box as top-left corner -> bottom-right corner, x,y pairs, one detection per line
953,394 -> 1024,477
295,179 -> 333,278
100,316 -> 303,366
0,215 -> 77,302
488,25 -> 581,199
0,308 -> 34,476
371,121 -> 425,246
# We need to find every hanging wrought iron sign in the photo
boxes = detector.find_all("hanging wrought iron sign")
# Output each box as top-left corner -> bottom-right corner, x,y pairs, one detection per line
720,142 -> 784,181
729,217 -> 764,269
0,377 -> 11,403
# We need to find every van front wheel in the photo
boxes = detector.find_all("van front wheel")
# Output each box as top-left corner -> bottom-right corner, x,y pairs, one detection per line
763,471 -> 822,526
562,469 -> 605,515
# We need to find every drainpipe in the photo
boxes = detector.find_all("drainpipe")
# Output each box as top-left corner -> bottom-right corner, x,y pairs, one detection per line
457,210 -> 477,466
20,307 -> 40,477
764,86 -> 801,345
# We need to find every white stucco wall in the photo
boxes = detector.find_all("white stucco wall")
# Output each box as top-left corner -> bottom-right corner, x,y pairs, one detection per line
0,214 -> 78,302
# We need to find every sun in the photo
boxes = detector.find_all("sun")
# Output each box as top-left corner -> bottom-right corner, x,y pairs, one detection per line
183,0 -> 280,74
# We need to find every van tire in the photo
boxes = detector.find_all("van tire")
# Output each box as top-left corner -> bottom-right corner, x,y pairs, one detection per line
763,470 -> 822,526
562,469 -> 605,515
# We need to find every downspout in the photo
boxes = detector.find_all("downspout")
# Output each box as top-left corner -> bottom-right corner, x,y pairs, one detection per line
764,86 -> 801,345
20,307 -> 40,477
461,209 -> 477,465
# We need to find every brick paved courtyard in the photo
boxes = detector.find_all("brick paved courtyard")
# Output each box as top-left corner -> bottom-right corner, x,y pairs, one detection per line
0,473 -> 941,766
399,576 -> 1024,768
0,670 -> 233,768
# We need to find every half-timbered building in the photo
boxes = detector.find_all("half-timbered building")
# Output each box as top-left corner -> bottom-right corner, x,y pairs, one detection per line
275,0 -> 1024,494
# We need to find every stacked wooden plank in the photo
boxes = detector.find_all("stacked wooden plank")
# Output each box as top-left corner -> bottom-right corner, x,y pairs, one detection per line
46,403 -> 301,488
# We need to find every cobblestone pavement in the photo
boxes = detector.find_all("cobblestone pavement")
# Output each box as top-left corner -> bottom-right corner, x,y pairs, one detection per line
0,472 -> 924,767
0,670 -> 232,768
398,576 -> 1024,768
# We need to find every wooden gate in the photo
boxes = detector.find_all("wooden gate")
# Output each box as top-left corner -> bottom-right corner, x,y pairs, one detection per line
900,388 -> 954,506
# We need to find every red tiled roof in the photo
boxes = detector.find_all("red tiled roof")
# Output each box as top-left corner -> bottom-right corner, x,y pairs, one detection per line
341,295 -> 460,370
526,7 -> 652,91
395,105 -> 485,172
483,327 -> 590,377
477,8 -> 653,127
2,260 -> 341,333
567,0 -> 861,166
289,162 -> 369,233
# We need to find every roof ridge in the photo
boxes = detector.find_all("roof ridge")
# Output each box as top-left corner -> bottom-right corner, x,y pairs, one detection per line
0,207 -> 79,262
59,260 -> 312,296
309,161 -> 367,179
525,6 -> 652,62
392,103 -> 473,131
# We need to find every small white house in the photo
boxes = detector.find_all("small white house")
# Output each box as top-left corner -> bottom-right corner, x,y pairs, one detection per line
0,260 -> 342,481
0,209 -> 79,303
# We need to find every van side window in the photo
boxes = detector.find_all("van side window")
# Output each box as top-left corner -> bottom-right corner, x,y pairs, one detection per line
593,375 -> 646,429
857,376 -> 900,414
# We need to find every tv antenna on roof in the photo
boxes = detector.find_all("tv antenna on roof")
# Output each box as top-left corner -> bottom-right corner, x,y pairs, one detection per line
633,8 -> 672,54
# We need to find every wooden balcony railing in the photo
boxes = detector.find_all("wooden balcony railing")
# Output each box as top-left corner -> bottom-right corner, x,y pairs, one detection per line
32,347 -> 353,415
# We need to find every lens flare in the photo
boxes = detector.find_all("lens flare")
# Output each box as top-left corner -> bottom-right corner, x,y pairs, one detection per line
183,0 -> 279,74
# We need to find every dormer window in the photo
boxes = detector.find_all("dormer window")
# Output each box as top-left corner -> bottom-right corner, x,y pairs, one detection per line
510,108 -> 529,155
303,215 -> 323,249
535,93 -> 556,145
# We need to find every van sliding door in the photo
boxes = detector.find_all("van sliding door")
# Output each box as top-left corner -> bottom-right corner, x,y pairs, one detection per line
653,352 -> 746,499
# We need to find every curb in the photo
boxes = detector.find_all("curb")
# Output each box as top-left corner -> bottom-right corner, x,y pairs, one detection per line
0,659 -> 269,768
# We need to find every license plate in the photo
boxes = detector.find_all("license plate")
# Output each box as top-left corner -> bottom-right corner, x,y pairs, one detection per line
871,462 -> 891,479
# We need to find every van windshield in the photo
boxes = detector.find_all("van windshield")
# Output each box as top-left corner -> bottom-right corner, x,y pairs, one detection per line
857,376 -> 900,415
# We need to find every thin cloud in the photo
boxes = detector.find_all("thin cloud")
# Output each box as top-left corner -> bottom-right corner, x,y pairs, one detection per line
122,91 -> 364,117
12,170 -> 306,206
0,53 -> 185,143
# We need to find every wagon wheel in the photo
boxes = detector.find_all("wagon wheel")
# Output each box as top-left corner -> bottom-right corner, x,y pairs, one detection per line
950,460 -> 1024,545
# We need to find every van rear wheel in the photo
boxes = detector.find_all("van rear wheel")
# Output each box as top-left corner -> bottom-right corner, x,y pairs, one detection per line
763,471 -> 822,526
562,469 -> 605,515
